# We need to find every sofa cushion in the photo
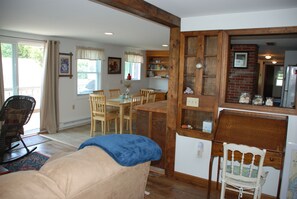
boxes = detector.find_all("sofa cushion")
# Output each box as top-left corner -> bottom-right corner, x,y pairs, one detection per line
40,146 -> 130,198
0,170 -> 64,199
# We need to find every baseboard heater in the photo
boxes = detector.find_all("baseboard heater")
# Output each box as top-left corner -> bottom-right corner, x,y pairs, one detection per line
59,117 -> 90,130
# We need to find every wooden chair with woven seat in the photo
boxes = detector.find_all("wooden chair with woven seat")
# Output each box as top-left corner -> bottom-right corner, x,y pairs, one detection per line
89,94 -> 118,137
220,142 -> 268,199
140,89 -> 154,104
109,89 -> 121,98
123,94 -> 144,134
0,95 -> 36,163
93,90 -> 105,95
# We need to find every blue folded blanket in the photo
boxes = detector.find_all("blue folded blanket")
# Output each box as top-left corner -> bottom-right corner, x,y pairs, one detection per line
78,134 -> 162,167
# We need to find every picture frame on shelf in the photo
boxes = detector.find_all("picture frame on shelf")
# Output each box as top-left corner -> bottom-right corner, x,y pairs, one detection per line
59,52 -> 73,78
233,52 -> 248,68
108,57 -> 121,74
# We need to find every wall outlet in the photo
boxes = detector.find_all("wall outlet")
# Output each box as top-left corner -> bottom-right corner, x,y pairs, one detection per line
186,97 -> 199,107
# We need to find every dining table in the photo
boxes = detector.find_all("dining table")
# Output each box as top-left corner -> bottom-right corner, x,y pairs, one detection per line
106,97 -> 131,134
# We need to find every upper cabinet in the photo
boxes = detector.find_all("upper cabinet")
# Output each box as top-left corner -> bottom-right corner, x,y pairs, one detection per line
146,50 -> 169,79
177,31 -> 222,140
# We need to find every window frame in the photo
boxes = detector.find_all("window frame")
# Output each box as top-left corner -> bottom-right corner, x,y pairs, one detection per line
124,61 -> 141,81
76,58 -> 102,95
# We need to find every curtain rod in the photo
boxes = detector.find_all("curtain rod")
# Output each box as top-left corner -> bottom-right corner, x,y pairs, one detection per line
0,34 -> 47,42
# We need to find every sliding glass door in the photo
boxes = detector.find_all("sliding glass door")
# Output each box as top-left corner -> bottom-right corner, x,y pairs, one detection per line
1,41 -> 45,135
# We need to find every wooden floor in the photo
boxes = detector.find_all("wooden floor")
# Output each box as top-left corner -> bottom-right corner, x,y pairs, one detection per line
5,136 -> 254,199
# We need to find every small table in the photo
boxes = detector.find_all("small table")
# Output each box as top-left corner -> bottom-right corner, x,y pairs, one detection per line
106,97 -> 131,134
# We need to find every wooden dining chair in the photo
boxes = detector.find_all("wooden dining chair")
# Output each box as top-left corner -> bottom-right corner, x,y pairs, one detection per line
140,89 -> 154,103
147,93 -> 156,103
93,90 -> 105,95
123,94 -> 144,134
89,94 -> 118,136
109,89 -> 121,98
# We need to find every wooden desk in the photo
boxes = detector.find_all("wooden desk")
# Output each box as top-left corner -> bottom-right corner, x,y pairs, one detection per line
208,110 -> 288,199
135,100 -> 167,169
106,98 -> 131,134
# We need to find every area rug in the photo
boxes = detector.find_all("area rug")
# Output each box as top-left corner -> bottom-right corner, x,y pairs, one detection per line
1,152 -> 49,173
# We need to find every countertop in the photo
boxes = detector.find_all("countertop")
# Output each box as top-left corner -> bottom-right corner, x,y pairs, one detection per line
135,100 -> 167,114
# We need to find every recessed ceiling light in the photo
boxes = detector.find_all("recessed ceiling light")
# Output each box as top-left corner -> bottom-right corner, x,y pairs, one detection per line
104,32 -> 114,36
162,44 -> 168,47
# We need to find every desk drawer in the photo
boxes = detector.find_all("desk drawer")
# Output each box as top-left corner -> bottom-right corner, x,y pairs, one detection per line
211,142 -> 283,170
265,151 -> 283,169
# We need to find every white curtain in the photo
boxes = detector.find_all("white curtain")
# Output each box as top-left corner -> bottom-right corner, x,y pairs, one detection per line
40,40 -> 60,134
124,52 -> 144,63
0,43 -> 4,106
76,47 -> 104,60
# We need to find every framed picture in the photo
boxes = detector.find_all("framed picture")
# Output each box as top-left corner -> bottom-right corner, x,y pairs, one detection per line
233,52 -> 248,68
108,57 -> 121,74
59,52 -> 73,78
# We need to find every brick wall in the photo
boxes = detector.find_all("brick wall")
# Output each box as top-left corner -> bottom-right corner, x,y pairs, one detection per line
226,44 -> 259,103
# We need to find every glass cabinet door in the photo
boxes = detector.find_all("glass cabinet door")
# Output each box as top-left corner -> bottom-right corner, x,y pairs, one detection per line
177,31 -> 222,140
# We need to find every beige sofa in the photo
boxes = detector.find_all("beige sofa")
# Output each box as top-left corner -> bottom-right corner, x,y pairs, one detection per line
0,146 -> 150,199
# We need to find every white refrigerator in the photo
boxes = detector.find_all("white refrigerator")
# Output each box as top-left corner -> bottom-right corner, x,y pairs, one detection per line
281,65 -> 297,108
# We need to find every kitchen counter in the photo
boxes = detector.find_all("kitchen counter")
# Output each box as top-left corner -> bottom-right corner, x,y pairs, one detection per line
134,100 -> 167,113
135,101 -> 167,170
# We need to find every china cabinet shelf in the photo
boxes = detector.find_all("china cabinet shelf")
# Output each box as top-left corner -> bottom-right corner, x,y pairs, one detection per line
146,50 -> 169,78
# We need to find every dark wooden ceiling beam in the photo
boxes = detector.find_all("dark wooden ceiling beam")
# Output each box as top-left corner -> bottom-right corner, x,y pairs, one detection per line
91,0 -> 180,27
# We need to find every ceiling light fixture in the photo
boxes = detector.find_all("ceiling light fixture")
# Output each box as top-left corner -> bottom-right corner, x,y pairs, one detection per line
272,60 -> 277,64
265,55 -> 272,59
104,32 -> 113,36
162,44 -> 168,47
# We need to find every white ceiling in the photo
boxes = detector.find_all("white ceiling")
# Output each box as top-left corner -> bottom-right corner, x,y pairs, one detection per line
0,0 -> 297,50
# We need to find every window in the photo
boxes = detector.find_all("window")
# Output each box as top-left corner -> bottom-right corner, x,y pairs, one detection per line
276,68 -> 283,87
124,62 -> 141,80
124,52 -> 143,80
77,59 -> 101,95
76,47 -> 104,95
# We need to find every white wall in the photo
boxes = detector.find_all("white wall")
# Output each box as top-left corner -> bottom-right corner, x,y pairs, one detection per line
284,51 -> 297,67
175,8 -> 297,197
148,78 -> 168,90
182,8 -> 297,31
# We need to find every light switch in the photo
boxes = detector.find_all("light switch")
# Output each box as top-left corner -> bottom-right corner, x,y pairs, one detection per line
186,97 -> 199,107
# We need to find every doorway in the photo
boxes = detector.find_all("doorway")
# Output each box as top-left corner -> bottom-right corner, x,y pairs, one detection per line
1,42 -> 45,135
